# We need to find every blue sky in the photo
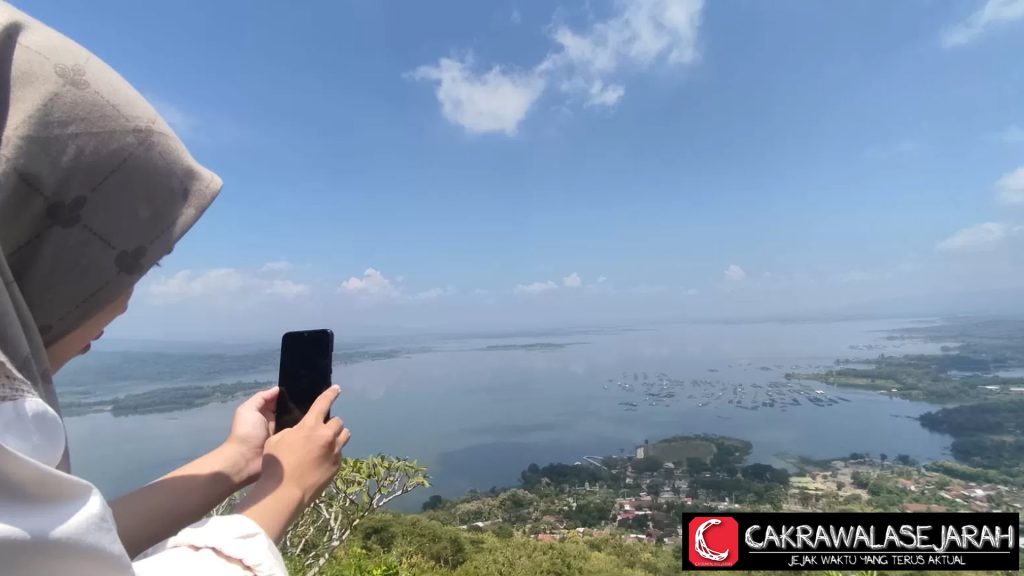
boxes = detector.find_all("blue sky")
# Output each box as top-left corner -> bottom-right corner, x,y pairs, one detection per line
19,0 -> 1024,340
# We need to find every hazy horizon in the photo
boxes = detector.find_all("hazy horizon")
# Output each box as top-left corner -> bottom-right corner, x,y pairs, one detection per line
101,286 -> 1023,343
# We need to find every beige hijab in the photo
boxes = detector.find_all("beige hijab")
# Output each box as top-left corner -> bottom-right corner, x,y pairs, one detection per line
0,4 -> 221,469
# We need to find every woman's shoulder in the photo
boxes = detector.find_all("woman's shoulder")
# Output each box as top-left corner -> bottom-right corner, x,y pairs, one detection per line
0,438 -> 133,575
0,359 -> 65,469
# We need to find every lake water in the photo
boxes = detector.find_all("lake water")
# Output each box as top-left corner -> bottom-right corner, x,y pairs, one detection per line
62,319 -> 953,510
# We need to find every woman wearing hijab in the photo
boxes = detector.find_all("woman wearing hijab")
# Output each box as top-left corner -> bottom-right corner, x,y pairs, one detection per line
0,5 -> 350,575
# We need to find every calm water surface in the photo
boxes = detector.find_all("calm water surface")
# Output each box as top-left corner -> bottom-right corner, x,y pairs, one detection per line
64,320 -> 953,508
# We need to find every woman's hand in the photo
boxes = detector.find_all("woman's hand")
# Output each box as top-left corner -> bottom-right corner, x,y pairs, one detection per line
236,385 -> 350,542
110,386 -> 283,558
223,386 -> 280,486
261,385 -> 349,504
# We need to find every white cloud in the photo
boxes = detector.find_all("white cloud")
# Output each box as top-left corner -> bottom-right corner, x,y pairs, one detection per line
411,57 -> 545,135
996,166 -> 1024,204
413,0 -> 704,133
511,8 -> 522,24
148,97 -> 197,138
723,264 -> 747,281
562,272 -> 583,288
148,269 -> 247,303
942,0 -> 1024,47
683,288 -> 699,296
411,288 -> 444,300
337,268 -> 454,303
937,222 -> 1021,253
339,268 -> 400,299
265,279 -> 311,299
514,280 -> 559,295
584,80 -> 626,107
539,0 -> 703,106
408,286 -> 458,301
596,276 -> 608,284
996,125 -> 1024,143
259,260 -> 292,273
147,267 -> 313,304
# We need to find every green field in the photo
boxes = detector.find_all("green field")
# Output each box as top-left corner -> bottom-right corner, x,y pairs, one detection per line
648,434 -> 752,466
649,437 -> 716,462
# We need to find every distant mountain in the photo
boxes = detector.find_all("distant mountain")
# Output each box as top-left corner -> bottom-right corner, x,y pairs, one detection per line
96,338 -> 275,354
833,286 -> 1024,320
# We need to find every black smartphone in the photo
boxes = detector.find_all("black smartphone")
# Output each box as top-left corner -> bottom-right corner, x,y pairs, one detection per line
275,329 -> 334,431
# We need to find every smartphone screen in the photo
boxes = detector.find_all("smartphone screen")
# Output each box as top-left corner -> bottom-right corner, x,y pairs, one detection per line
275,329 -> 334,431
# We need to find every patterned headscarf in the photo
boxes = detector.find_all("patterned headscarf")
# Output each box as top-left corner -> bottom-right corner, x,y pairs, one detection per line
0,3 -> 221,467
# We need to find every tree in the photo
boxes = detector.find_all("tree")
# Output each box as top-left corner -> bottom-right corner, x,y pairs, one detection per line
645,480 -> 665,501
632,456 -> 664,474
354,514 -> 468,569
422,494 -> 447,511
762,485 -> 786,511
741,463 -> 790,485
851,471 -> 871,490
895,454 -> 916,466
497,489 -> 538,525
718,464 -> 739,478
880,453 -> 888,467
282,455 -> 429,575
452,497 -> 499,525
319,548 -> 401,576
686,457 -> 709,476
520,462 -> 606,490
567,497 -> 613,528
